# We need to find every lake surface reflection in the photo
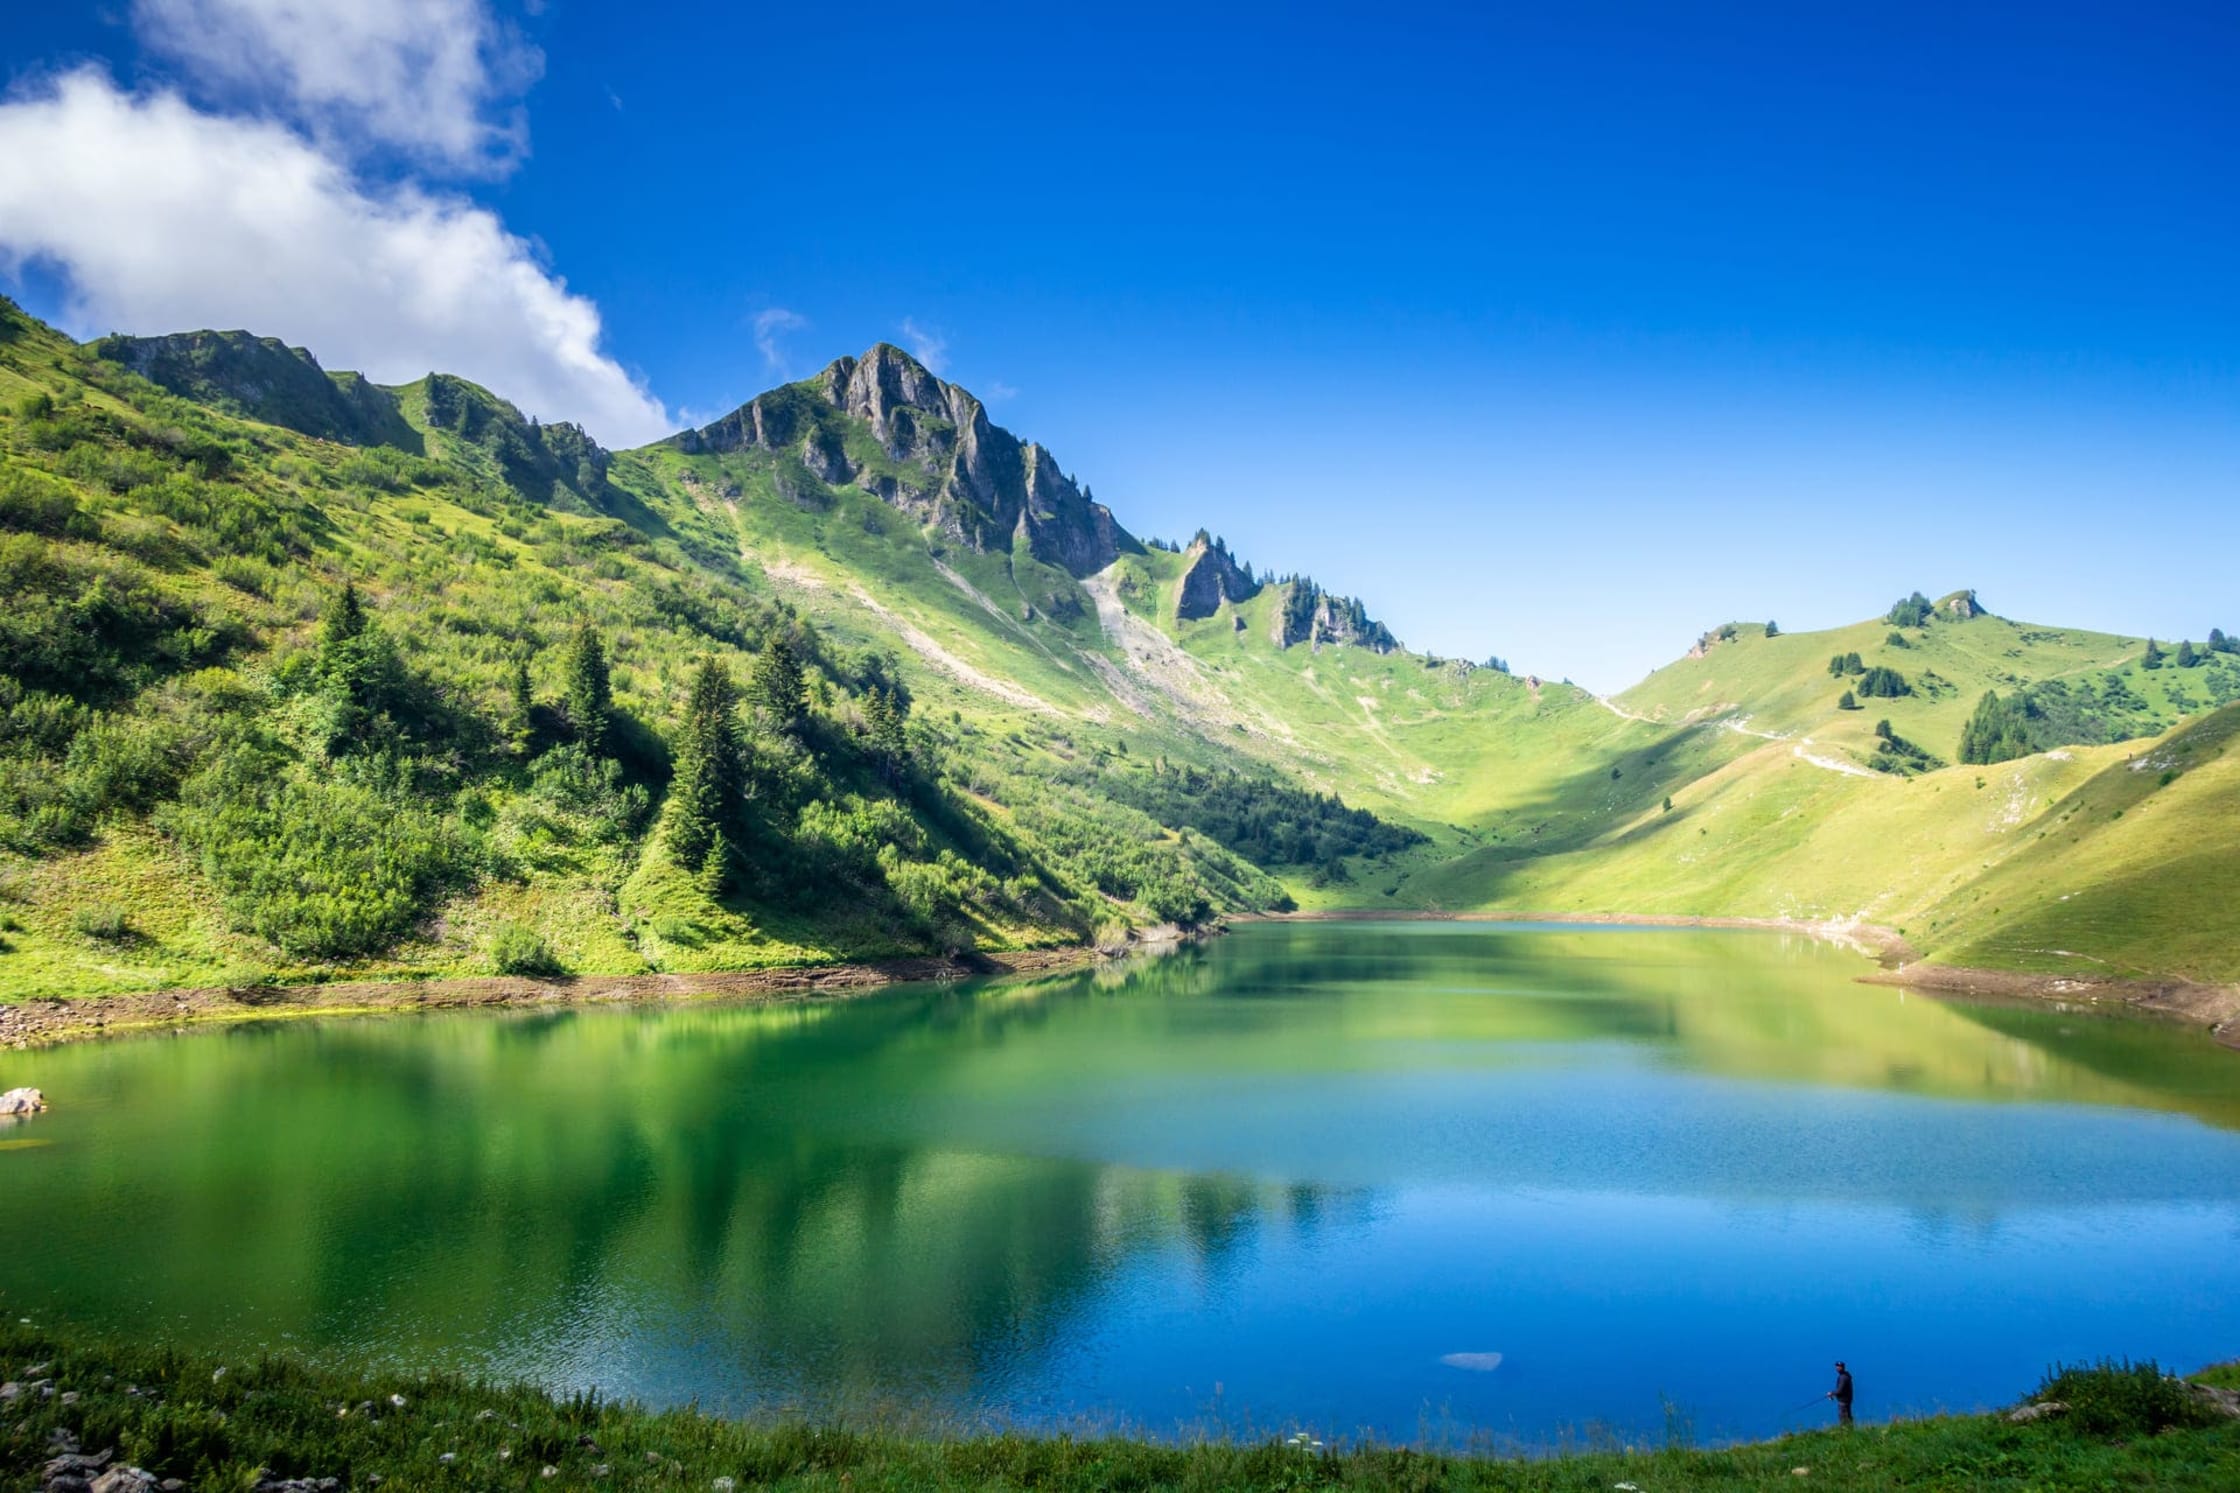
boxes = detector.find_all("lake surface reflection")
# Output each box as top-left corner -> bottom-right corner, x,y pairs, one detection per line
6,922 -> 2238,1445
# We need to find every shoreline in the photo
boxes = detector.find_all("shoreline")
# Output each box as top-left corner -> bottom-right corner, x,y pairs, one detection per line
0,944 -> 1106,1051
1254,909 -> 2240,1047
2,1322 -> 2236,1489
7,909 -> 2233,1053
1861,962 -> 2240,1049
1244,906 -> 1918,960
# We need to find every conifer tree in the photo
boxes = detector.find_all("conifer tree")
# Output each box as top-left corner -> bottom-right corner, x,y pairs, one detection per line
2176,639 -> 2199,668
752,634 -> 806,728
668,657 -> 743,881
1838,689 -> 1858,710
2142,638 -> 2166,671
1765,620 -> 1780,637
324,581 -> 366,650
315,580 -> 397,752
863,684 -> 910,781
509,655 -> 536,754
564,623 -> 613,755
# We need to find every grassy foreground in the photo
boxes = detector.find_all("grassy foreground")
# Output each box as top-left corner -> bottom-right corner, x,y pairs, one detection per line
3,1326 -> 2236,1491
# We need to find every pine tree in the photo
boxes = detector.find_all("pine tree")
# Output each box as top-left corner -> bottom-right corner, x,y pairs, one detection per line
315,580 -> 396,752
323,581 -> 366,650
2211,627 -> 2233,655
863,684 -> 910,781
2141,638 -> 2166,671
1764,620 -> 1780,638
2176,640 -> 2200,668
564,623 -> 613,754
668,657 -> 743,881
1838,689 -> 1858,710
508,655 -> 536,754
752,634 -> 806,728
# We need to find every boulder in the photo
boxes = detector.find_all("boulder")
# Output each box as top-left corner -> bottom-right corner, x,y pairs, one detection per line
2006,1399 -> 2066,1423
0,1087 -> 44,1116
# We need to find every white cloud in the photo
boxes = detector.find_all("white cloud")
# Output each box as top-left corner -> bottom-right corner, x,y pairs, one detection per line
0,68 -> 673,447
984,379 -> 1020,402
753,307 -> 806,373
133,0 -> 540,173
899,316 -> 949,374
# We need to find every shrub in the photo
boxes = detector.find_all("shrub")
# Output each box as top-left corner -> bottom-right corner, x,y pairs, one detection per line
2035,1359 -> 2221,1437
488,923 -> 565,977
70,903 -> 132,941
166,744 -> 466,960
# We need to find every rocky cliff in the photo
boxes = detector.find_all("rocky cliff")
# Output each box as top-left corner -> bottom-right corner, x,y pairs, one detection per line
93,330 -> 419,450
415,373 -> 615,515
679,343 -> 1135,577
1271,577 -> 1398,652
1174,532 -> 1261,619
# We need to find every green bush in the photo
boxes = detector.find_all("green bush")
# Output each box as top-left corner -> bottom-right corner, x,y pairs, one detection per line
2035,1358 -> 2221,1437
70,903 -> 132,941
488,923 -> 565,977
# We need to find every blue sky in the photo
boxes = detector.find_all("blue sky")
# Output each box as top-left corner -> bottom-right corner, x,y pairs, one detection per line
2,2 -> 2235,689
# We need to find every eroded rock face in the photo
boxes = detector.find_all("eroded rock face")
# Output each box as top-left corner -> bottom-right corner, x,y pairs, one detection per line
676,344 -> 1134,577
1,1086 -> 46,1116
1269,581 -> 1398,652
1174,535 -> 1260,620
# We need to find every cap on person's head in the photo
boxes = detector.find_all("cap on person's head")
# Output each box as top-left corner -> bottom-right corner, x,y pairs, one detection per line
1836,1361 -> 1846,1368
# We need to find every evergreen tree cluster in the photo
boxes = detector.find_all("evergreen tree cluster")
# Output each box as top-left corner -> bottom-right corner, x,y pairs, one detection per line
1827,652 -> 1865,677
1869,718 -> 1943,775
1959,691 -> 2035,765
1856,665 -> 1911,698
1095,761 -> 1426,869
1886,591 -> 1935,628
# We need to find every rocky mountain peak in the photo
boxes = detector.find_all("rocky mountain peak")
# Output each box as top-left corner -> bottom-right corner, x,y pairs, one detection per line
679,345 -> 1134,578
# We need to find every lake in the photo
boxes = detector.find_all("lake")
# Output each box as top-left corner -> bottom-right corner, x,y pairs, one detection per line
4,921 -> 2238,1448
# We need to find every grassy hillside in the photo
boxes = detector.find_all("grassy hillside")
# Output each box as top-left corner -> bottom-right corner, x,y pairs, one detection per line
2,295 -> 2234,1000
0,300 -> 1308,1000
1919,702 -> 2240,982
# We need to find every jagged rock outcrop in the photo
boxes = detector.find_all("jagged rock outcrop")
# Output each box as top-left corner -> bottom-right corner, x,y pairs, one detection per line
1940,589 -> 1985,620
92,331 -> 419,451
417,374 -> 614,514
1174,532 -> 1261,620
677,344 -> 1135,578
1270,578 -> 1397,652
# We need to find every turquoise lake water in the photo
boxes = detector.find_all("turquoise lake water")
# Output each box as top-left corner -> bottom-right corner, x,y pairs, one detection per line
5,921 -> 2238,1447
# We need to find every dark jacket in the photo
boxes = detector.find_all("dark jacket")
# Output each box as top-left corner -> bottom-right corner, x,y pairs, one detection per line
1833,1368 -> 1854,1405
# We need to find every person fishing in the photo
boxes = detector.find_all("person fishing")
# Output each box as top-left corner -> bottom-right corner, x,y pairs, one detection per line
1827,1360 -> 1854,1426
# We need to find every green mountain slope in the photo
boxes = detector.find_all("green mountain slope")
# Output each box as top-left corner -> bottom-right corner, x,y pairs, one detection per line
2,295 -> 2233,1002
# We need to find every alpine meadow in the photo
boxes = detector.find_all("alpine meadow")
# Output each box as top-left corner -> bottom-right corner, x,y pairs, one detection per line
4,4 -> 2240,1487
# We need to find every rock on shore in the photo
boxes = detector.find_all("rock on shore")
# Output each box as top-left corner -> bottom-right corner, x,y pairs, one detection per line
1,1086 -> 46,1116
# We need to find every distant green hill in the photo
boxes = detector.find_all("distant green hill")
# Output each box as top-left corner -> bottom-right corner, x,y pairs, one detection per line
3,295 -> 2234,1001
